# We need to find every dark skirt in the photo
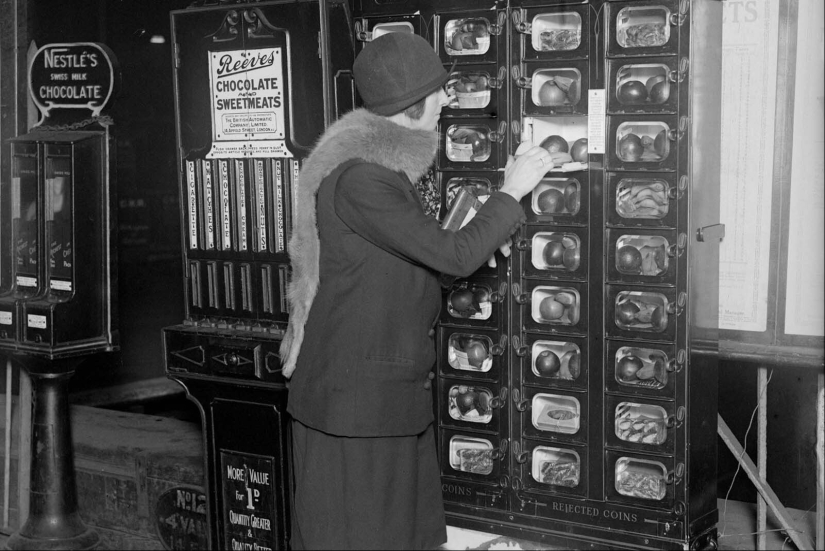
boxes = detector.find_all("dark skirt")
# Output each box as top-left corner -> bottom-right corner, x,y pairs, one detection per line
290,420 -> 447,550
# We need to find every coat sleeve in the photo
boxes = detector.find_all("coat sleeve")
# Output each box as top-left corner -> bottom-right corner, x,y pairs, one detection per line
333,162 -> 526,277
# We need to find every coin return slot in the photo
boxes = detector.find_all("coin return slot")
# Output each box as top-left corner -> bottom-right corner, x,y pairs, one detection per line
532,446 -> 580,487
189,261 -> 202,309
532,393 -> 580,434
449,436 -> 494,475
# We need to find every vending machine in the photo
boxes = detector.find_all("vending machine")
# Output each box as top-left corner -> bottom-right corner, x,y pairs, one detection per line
162,1 -> 354,549
354,0 -> 723,549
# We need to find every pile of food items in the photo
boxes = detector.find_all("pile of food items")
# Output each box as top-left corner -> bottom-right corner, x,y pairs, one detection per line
537,76 -> 578,106
618,130 -> 669,162
537,290 -> 580,325
448,73 -> 491,109
617,75 -> 670,105
449,385 -> 492,423
616,354 -> 664,387
536,180 -> 581,215
619,22 -> 667,48
447,20 -> 490,54
615,295 -> 667,331
448,127 -> 491,162
534,347 -> 580,380
615,410 -> 666,445
448,284 -> 492,320
616,181 -> 669,218
616,242 -> 667,276
457,448 -> 494,475
538,29 -> 581,51
616,468 -> 665,500
449,336 -> 490,371
542,234 -> 580,271
539,135 -> 589,165
539,460 -> 580,487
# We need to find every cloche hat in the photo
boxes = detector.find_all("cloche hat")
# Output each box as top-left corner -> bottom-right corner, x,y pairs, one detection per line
353,32 -> 451,116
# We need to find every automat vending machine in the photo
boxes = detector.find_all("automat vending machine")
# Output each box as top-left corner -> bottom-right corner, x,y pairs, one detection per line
162,1 -> 354,549
353,0 -> 724,549
0,42 -> 119,549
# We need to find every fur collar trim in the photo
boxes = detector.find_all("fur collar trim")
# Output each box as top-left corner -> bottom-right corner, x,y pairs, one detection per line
279,108 -> 438,377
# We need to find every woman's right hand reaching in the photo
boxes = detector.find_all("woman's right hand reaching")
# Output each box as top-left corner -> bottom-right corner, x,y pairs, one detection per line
499,142 -> 555,202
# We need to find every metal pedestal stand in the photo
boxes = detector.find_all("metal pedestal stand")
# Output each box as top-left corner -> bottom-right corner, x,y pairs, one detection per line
6,356 -> 99,550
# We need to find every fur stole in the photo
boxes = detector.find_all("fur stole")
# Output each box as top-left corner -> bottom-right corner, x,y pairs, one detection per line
279,108 -> 438,378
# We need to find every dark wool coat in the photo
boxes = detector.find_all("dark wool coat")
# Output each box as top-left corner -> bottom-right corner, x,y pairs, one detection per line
281,108 -> 526,437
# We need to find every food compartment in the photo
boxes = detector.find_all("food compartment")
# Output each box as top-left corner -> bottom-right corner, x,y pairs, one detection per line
615,121 -> 672,164
532,232 -> 581,272
446,124 -> 492,163
613,176 -> 674,222
531,285 -> 580,327
610,59 -> 677,113
447,332 -> 494,373
614,402 -> 668,446
448,384 -> 495,424
530,11 -> 582,53
447,72 -> 491,111
613,290 -> 669,333
444,176 -> 494,211
532,68 -> 582,108
614,234 -> 670,277
607,453 -> 684,507
612,344 -> 674,391
522,115 -> 589,170
449,435 -> 496,476
607,2 -> 681,56
444,18 -> 492,57
531,178 -> 581,218
531,340 -> 582,381
446,281 -> 494,321
370,21 -> 414,39
531,393 -> 580,435
532,446 -> 581,488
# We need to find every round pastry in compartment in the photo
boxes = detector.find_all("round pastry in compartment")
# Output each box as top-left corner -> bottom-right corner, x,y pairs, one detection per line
531,340 -> 581,380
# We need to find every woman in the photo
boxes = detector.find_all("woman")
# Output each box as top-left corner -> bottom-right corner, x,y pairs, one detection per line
280,32 -> 554,549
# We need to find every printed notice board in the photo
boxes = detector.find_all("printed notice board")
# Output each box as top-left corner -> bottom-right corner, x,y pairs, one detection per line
220,450 -> 277,551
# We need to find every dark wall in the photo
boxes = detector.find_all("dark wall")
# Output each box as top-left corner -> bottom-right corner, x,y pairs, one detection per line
27,0 -> 191,388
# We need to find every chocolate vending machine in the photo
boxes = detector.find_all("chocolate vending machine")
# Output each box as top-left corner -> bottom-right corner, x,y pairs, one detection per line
162,1 -> 354,549
354,0 -> 723,549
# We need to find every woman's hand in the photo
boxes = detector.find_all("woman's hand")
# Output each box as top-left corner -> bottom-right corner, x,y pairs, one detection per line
499,142 -> 554,202
486,238 -> 513,268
